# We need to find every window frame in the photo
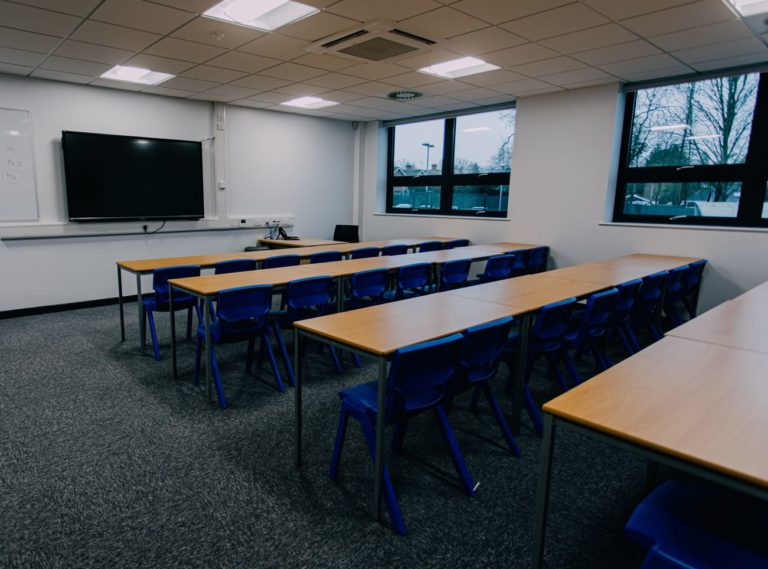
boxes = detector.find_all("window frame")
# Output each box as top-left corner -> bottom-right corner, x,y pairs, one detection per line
385,109 -> 514,218
612,71 -> 768,228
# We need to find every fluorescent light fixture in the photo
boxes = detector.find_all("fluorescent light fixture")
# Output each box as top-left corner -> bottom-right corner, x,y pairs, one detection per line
101,65 -> 173,85
462,127 -> 491,133
418,57 -> 500,79
650,123 -> 689,132
203,0 -> 318,31
723,0 -> 768,16
281,96 -> 338,109
689,134 -> 721,140
7,130 -> 19,136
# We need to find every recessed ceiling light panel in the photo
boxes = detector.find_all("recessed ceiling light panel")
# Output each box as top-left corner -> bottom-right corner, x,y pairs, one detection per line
203,0 -> 318,31
418,56 -> 500,79
723,0 -> 768,16
281,96 -> 339,109
101,65 -> 174,85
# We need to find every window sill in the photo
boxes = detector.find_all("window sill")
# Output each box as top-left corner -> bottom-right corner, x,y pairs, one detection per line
599,221 -> 768,233
374,212 -> 510,221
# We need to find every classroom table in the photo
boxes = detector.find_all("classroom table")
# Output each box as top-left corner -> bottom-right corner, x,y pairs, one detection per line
531,336 -> 768,568
258,237 -> 346,248
293,292 -> 524,522
595,253 -> 703,271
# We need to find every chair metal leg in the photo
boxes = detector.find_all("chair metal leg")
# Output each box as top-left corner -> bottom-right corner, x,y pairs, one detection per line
274,323 -> 294,386
433,405 -> 476,497
483,384 -> 521,456
391,418 -> 408,454
146,310 -> 161,361
328,405 -> 350,481
262,330 -> 285,393
193,334 -> 202,385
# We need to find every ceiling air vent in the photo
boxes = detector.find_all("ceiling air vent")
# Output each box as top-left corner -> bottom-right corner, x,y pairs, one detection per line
307,20 -> 438,63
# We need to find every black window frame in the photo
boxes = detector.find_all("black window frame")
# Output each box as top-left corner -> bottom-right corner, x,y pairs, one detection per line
385,109 -> 514,218
613,71 -> 768,228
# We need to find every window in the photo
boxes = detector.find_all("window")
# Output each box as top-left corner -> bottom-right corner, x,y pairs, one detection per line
613,71 -> 768,227
387,108 -> 515,217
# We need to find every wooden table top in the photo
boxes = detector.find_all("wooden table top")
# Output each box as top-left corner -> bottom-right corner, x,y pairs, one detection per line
258,238 -> 346,248
543,336 -> 768,490
732,280 -> 768,306
168,265 -> 322,297
596,253 -> 703,271
545,263 -> 664,286
118,253 -> 254,273
479,242 -> 539,252
301,255 -> 422,278
295,292 -> 523,356
445,274 -> 607,311
403,245 -> 506,264
667,299 -> 768,355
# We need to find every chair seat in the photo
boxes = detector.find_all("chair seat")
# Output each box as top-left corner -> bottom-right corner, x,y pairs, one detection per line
196,320 -> 265,344
143,294 -> 197,311
340,380 -> 443,417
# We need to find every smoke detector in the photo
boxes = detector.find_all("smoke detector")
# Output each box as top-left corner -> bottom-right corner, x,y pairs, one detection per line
388,90 -> 423,101
306,20 -> 437,63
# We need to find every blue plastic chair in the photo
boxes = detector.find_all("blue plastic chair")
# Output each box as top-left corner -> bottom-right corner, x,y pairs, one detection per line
506,250 -> 528,277
453,317 -> 520,456
625,480 -> 768,569
682,260 -> 707,318
347,268 -> 389,310
350,247 -> 380,259
418,240 -> 442,252
392,263 -> 431,299
310,250 -> 343,264
440,259 -> 471,290
564,288 -> 619,372
662,265 -> 690,329
444,239 -> 469,249
637,271 -> 669,343
611,279 -> 643,356
505,297 -> 580,435
272,276 -> 343,385
329,333 -> 471,536
143,265 -> 202,361
478,254 -> 514,282
382,244 -> 408,256
262,254 -> 300,269
525,246 -> 549,274
214,259 -> 257,274
194,285 -> 283,408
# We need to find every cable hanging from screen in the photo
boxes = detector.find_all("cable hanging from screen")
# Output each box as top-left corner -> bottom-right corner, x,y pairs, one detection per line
143,220 -> 166,234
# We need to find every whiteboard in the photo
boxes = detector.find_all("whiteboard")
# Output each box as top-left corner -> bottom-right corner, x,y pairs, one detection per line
0,107 -> 38,221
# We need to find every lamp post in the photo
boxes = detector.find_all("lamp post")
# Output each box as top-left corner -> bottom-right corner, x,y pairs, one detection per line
422,142 -> 435,172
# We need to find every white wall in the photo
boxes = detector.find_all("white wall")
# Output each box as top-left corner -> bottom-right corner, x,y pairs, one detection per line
359,83 -> 768,311
0,74 -> 355,311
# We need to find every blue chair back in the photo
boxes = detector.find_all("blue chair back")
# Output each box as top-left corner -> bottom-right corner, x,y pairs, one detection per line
382,244 -> 408,256
460,317 -> 515,383
310,251 -> 343,264
397,263 -> 430,294
482,254 -> 514,280
441,259 -> 471,288
685,260 -> 707,291
419,240 -> 442,252
507,250 -> 527,276
386,333 -> 463,418
444,239 -> 469,249
615,279 -> 643,321
640,271 -> 669,305
287,276 -> 333,320
152,265 -> 200,307
263,254 -> 300,269
665,265 -> 688,298
350,247 -> 380,259
215,285 -> 272,340
350,268 -> 388,301
214,259 -> 257,274
533,297 -> 577,345
526,246 -> 549,274
582,288 -> 619,333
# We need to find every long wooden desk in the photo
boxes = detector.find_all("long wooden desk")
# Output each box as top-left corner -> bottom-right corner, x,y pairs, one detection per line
258,237 -> 346,248
532,336 -> 768,567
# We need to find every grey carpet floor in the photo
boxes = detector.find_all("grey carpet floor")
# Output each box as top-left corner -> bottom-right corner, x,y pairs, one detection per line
0,303 -> 651,568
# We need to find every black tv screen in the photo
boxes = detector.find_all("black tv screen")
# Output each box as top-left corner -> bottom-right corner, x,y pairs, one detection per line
62,131 -> 204,221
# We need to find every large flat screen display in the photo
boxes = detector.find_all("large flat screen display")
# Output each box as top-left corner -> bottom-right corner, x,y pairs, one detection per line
62,131 -> 204,221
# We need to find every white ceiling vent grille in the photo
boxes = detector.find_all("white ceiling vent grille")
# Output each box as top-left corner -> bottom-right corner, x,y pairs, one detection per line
306,21 -> 437,63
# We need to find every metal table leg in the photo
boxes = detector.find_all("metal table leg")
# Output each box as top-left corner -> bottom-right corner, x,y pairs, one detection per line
295,328 -> 304,468
337,276 -> 344,313
136,274 -> 145,352
373,357 -> 387,520
169,289 -> 177,379
204,296 -> 212,402
532,413 -> 556,569
511,312 -> 531,434
117,265 -> 125,342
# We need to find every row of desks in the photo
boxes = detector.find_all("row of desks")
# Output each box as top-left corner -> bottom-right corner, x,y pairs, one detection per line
291,253 -> 703,526
532,273 -> 768,567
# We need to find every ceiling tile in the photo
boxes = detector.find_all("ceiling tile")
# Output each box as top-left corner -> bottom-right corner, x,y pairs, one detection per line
245,92 -> 291,104
325,0 -> 441,22
149,0 -> 220,13
271,83 -> 331,96
571,40 -> 662,66
449,86 -> 503,100
0,26 -> 62,53
402,7 -> 489,38
0,46 -> 45,67
291,53 -> 356,71
446,27 -> 528,55
563,77 -> 618,90
161,75 -> 219,91
90,77 -> 146,91
40,55 -> 111,76
231,74 -> 292,90
582,0 -> 696,20
91,0 -> 195,34
383,71 -> 445,88
407,94 -> 461,107
71,21 -> 161,51
0,1 -> 81,36
501,4 -> 609,41
616,65 -> 696,82
649,20 -> 755,52
188,91 -> 234,101
204,51 -> 281,72
621,1 -> 735,38
141,85 -> 195,97
483,43 -> 559,67
0,61 -> 32,75
278,12 -> 361,42
394,49 -> 466,70
12,0 -> 102,17
145,37 -> 227,63
345,81 -> 401,96
492,78 -> 554,95
451,0 -> 572,25
336,61 -> 407,79
419,80 -> 474,94
350,97 -> 412,111
515,85 -> 563,97
426,99 -> 478,111
692,51 -> 768,72
53,40 -> 134,65
259,61 -> 327,80
181,64 -> 248,82
541,23 -> 638,53
238,33 -> 310,60
673,37 -> 767,65
510,56 -> 586,77
456,68 -> 527,86
32,68 -> 92,83
202,84 -> 259,101
473,94 -> 515,105
304,72 -> 367,89
539,66 -> 614,86
125,53 -> 195,74
320,90 -> 367,103
599,54 -> 692,78
230,99 -> 275,109
172,17 -> 265,49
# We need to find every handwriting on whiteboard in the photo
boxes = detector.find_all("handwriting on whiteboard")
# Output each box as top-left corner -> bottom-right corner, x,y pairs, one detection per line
3,145 -> 22,183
